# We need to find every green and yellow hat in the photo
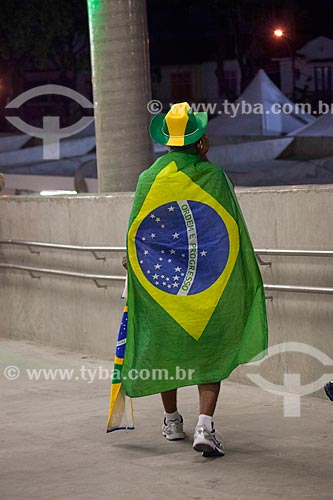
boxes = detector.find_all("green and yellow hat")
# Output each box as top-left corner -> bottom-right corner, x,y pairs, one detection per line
149,102 -> 208,147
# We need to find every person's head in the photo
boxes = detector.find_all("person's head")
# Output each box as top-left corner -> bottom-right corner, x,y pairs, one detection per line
149,102 -> 209,160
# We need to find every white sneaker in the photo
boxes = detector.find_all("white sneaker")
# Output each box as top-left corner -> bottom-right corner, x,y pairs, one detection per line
193,424 -> 225,457
162,416 -> 185,441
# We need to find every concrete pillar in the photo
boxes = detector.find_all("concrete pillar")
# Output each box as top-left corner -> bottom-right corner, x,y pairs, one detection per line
87,0 -> 153,192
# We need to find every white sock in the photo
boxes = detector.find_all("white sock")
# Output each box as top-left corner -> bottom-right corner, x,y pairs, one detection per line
165,410 -> 181,422
197,414 -> 214,431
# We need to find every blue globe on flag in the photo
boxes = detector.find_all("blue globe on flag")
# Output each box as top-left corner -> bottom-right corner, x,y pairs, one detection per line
135,200 -> 230,296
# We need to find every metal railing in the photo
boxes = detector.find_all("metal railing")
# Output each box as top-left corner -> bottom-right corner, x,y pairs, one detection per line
0,263 -> 125,288
1,261 -> 332,294
255,249 -> 333,257
0,239 -> 126,260
0,239 -> 332,294
1,239 -> 332,258
255,248 -> 333,266
264,284 -> 333,295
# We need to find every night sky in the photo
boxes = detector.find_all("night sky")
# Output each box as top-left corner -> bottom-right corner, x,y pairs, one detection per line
1,0 -> 332,72
147,0 -> 333,64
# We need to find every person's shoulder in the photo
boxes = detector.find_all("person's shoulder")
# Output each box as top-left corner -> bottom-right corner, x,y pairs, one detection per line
204,160 -> 222,173
197,160 -> 235,189
136,153 -> 172,188
197,159 -> 227,178
139,152 -> 172,178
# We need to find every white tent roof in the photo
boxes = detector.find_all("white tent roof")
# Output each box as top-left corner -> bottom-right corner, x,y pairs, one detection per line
289,113 -> 333,137
207,69 -> 315,139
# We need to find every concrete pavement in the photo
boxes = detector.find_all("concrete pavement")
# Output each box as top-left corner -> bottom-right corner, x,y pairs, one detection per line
1,339 -> 332,500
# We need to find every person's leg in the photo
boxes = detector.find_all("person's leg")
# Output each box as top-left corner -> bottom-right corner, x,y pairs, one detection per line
161,389 -> 178,413
193,382 -> 224,456
161,389 -> 185,440
198,382 -> 221,415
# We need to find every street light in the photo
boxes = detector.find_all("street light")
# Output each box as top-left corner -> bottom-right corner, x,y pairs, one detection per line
273,27 -> 296,100
273,29 -> 284,38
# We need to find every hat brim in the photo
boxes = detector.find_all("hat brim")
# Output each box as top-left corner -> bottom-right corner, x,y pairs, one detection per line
149,112 -> 208,146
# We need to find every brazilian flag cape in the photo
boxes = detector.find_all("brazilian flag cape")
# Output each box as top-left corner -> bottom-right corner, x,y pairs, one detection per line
122,149 -> 267,399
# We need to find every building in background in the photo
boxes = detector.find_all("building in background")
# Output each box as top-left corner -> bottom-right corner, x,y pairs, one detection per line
151,37 -> 333,112
274,36 -> 333,104
152,59 -> 243,112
